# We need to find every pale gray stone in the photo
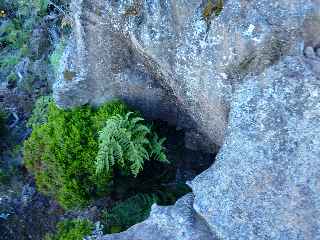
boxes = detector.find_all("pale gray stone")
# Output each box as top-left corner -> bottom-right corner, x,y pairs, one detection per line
191,57 -> 320,240
304,46 -> 316,58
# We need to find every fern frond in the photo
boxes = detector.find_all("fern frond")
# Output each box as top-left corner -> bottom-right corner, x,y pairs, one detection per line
104,193 -> 158,233
150,133 -> 168,163
128,116 -> 145,128
95,111 -> 168,177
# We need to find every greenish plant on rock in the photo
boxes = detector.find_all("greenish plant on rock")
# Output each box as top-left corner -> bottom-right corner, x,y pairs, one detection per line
203,0 -> 224,22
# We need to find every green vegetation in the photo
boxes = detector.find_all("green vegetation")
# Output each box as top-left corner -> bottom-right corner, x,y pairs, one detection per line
6,72 -> 18,88
27,96 -> 53,128
215,0 -> 224,16
24,101 -> 116,208
104,193 -> 157,233
0,0 -> 48,55
45,219 -> 94,240
24,99 -> 168,209
103,183 -> 190,233
0,0 -> 71,93
24,97 -> 191,235
24,97 -> 192,235
96,112 -> 168,177
0,164 -> 20,185
0,0 -> 49,93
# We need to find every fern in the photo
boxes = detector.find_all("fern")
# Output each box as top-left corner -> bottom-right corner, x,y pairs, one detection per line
96,112 -> 168,177
45,218 -> 94,240
103,193 -> 158,233
103,183 -> 191,233
150,133 -> 168,162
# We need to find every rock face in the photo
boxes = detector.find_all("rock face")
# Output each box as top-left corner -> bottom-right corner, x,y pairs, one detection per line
53,0 -> 320,239
191,57 -> 320,239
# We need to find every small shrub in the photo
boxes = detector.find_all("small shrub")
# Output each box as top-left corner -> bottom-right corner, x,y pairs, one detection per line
0,54 -> 20,68
24,102 -> 111,208
203,0 -> 215,21
25,99 -> 169,209
33,0 -> 49,15
95,112 -> 168,177
24,100 -> 134,209
45,219 -> 94,240
91,100 -> 130,131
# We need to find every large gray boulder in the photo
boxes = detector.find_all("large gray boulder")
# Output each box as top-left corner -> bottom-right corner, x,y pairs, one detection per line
191,56 -> 320,239
100,55 -> 320,240
52,0 -> 320,239
53,0 -> 318,148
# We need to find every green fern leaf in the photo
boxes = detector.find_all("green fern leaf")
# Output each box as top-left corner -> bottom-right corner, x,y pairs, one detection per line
95,112 -> 168,177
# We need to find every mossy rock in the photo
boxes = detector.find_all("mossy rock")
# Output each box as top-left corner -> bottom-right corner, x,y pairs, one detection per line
63,70 -> 76,81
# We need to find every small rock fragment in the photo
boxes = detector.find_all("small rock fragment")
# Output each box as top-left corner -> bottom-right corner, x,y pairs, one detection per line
304,46 -> 316,58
